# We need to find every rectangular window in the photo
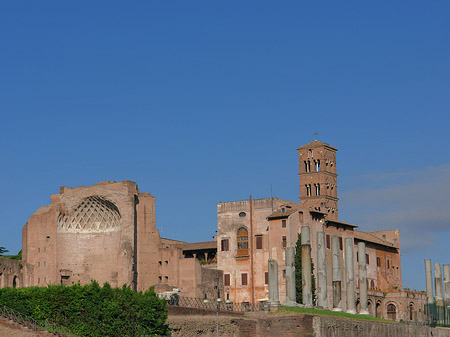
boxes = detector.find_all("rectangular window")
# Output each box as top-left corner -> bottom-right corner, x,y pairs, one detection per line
366,254 -> 369,265
241,273 -> 248,286
326,235 -> 331,249
282,236 -> 287,248
282,219 -> 286,228
356,251 -> 359,262
221,239 -> 229,251
377,257 -> 381,267
339,237 -> 343,250
264,272 -> 269,285
224,274 -> 230,286
256,235 -> 263,249
387,259 -> 390,269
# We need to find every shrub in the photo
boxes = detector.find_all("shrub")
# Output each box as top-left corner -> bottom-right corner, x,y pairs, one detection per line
0,281 -> 170,337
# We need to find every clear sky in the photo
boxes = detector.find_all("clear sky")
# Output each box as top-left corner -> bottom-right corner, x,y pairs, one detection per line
1,1 -> 449,291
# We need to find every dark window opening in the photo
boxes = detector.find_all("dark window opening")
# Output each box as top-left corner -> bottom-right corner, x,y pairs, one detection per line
282,220 -> 286,228
282,236 -> 287,248
241,273 -> 248,286
326,235 -> 331,249
264,272 -> 269,285
224,274 -> 230,286
256,235 -> 263,250
221,238 -> 230,252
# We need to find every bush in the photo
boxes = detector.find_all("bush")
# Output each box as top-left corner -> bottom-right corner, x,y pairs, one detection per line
0,281 -> 170,337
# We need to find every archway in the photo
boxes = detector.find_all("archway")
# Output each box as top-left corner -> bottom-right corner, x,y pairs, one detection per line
368,299 -> 373,316
387,303 -> 397,320
376,301 -> 382,318
12,275 -> 17,288
409,303 -> 415,321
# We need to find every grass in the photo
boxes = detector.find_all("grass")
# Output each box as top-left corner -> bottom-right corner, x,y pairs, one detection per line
273,306 -> 392,322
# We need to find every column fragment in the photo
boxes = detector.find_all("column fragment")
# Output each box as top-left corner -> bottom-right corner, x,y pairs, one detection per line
331,235 -> 342,311
345,238 -> 356,314
425,259 -> 434,304
358,242 -> 369,315
301,226 -> 312,307
285,247 -> 296,304
435,262 -> 444,306
443,264 -> 450,307
268,259 -> 280,309
317,232 -> 328,308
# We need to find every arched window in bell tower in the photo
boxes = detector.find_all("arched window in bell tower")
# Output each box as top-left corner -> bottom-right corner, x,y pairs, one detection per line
315,184 -> 321,196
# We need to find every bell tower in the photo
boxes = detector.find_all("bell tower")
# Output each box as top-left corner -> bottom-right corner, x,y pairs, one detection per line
297,140 -> 339,220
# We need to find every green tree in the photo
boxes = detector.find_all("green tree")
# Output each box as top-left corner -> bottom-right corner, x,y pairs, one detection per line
294,233 -> 316,304
0,247 -> 9,255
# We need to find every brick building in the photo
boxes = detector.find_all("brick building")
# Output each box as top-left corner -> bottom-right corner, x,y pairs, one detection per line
0,140 -> 427,322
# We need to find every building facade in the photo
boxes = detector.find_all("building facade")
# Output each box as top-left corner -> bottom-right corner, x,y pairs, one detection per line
0,140 -> 428,322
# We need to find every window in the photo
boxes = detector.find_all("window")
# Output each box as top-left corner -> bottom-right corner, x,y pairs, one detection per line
221,238 -> 230,251
237,228 -> 249,256
366,254 -> 369,265
339,237 -> 343,250
306,184 -> 312,196
256,235 -> 263,250
264,272 -> 269,285
387,304 -> 397,320
370,280 -> 375,289
326,235 -> 331,249
241,273 -> 248,286
282,220 -> 286,228
224,274 -> 230,286
376,257 -> 381,267
307,160 -> 311,172
283,269 -> 286,278
387,259 -> 390,269
282,236 -> 287,248
239,212 -> 246,217
159,261 -> 162,265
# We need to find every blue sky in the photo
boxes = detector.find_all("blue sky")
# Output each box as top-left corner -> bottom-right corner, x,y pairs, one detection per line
1,1 -> 449,291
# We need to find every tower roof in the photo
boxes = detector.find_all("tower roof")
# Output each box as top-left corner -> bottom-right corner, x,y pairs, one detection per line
296,140 -> 337,152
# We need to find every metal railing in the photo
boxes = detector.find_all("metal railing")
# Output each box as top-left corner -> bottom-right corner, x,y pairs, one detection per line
167,295 -> 271,312
0,304 -> 79,336
424,303 -> 450,327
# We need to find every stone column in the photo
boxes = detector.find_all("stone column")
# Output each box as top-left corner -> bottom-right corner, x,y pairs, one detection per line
268,259 -> 280,309
345,238 -> 356,314
331,236 -> 342,311
285,247 -> 296,304
317,232 -> 328,308
358,242 -> 369,315
435,262 -> 444,306
301,226 -> 312,307
425,259 -> 434,304
444,264 -> 450,307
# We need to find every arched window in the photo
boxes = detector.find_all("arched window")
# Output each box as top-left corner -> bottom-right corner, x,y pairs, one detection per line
237,227 -> 249,256
387,303 -> 397,320
409,303 -> 415,321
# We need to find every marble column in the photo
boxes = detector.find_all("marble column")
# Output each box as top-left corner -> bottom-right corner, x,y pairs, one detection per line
425,259 -> 434,304
358,242 -> 369,315
285,247 -> 296,303
317,231 -> 328,308
331,236 -> 342,311
443,264 -> 450,307
268,259 -> 280,309
345,238 -> 356,314
435,262 -> 444,306
301,226 -> 312,307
